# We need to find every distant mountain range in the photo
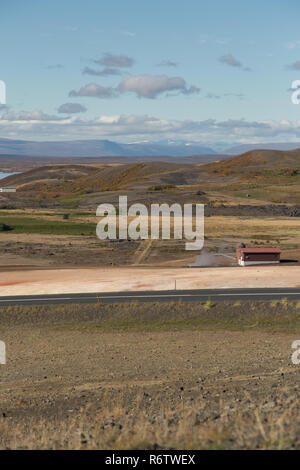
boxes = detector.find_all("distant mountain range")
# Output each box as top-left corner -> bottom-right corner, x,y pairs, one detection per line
0,138 -> 216,157
0,137 -> 300,158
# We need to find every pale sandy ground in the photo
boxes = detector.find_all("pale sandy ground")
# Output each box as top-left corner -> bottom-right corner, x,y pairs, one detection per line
0,265 -> 300,296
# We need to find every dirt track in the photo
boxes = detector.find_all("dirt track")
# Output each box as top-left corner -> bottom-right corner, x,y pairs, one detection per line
0,265 -> 300,296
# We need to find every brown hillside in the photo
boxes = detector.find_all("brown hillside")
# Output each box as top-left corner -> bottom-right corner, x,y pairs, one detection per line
1,162 -> 198,195
203,148 -> 300,173
0,164 -> 99,186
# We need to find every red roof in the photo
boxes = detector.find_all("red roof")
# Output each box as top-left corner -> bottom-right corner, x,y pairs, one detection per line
238,247 -> 281,253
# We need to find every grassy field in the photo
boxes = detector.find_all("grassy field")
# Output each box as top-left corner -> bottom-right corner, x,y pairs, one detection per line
49,299 -> 300,334
211,181 -> 300,204
0,210 -> 299,269
1,210 -> 300,251
0,216 -> 96,235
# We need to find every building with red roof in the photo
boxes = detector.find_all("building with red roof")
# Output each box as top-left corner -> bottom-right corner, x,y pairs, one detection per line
236,246 -> 281,266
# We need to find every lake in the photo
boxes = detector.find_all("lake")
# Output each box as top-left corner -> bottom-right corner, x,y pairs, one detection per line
0,172 -> 18,180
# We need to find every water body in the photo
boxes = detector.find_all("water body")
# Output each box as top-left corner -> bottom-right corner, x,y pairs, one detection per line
0,172 -> 18,180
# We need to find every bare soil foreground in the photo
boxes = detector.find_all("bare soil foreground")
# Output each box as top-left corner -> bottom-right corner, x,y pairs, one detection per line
0,300 -> 299,449
1,265 -> 300,296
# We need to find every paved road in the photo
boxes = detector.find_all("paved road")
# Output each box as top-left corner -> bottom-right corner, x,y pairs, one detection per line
1,288 -> 300,306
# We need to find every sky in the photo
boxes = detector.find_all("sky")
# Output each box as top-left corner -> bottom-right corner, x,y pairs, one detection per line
1,0 -> 300,149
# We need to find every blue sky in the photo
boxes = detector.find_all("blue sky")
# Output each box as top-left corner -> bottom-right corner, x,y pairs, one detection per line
1,0 -> 300,148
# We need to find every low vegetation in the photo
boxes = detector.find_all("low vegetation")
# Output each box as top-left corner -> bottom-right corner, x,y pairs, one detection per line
1,299 -> 300,333
0,390 -> 298,450
148,184 -> 176,192
0,215 -> 95,235
0,222 -> 12,232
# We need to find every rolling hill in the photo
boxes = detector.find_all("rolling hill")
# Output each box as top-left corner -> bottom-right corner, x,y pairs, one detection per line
226,142 -> 300,155
4,148 -> 300,195
203,148 -> 300,173
3,148 -> 300,207
0,161 -> 202,194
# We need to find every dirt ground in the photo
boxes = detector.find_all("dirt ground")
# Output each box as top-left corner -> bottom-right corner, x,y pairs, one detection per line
0,301 -> 299,449
1,264 -> 300,296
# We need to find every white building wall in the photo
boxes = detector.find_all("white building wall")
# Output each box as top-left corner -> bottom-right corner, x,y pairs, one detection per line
238,258 -> 279,266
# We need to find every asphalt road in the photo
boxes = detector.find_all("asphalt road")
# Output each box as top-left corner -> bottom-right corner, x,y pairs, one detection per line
1,288 -> 300,306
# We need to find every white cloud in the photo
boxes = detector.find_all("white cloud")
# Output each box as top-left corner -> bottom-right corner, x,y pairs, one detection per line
0,110 -> 66,121
69,83 -> 117,99
82,67 -> 122,76
219,54 -> 241,67
69,75 -> 200,100
118,74 -> 200,98
58,103 -> 87,114
157,60 -> 178,67
96,115 -> 121,123
94,53 -> 134,68
121,31 -> 136,37
45,64 -> 64,70
206,93 -> 221,99
2,110 -> 300,144
219,54 -> 251,72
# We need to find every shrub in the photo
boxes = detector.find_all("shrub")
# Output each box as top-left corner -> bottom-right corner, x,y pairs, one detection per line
148,184 -> 176,192
0,222 -> 13,231
203,300 -> 214,310
280,297 -> 289,308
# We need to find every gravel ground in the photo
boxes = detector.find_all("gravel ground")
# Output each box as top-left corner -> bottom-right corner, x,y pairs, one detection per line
0,301 -> 299,449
